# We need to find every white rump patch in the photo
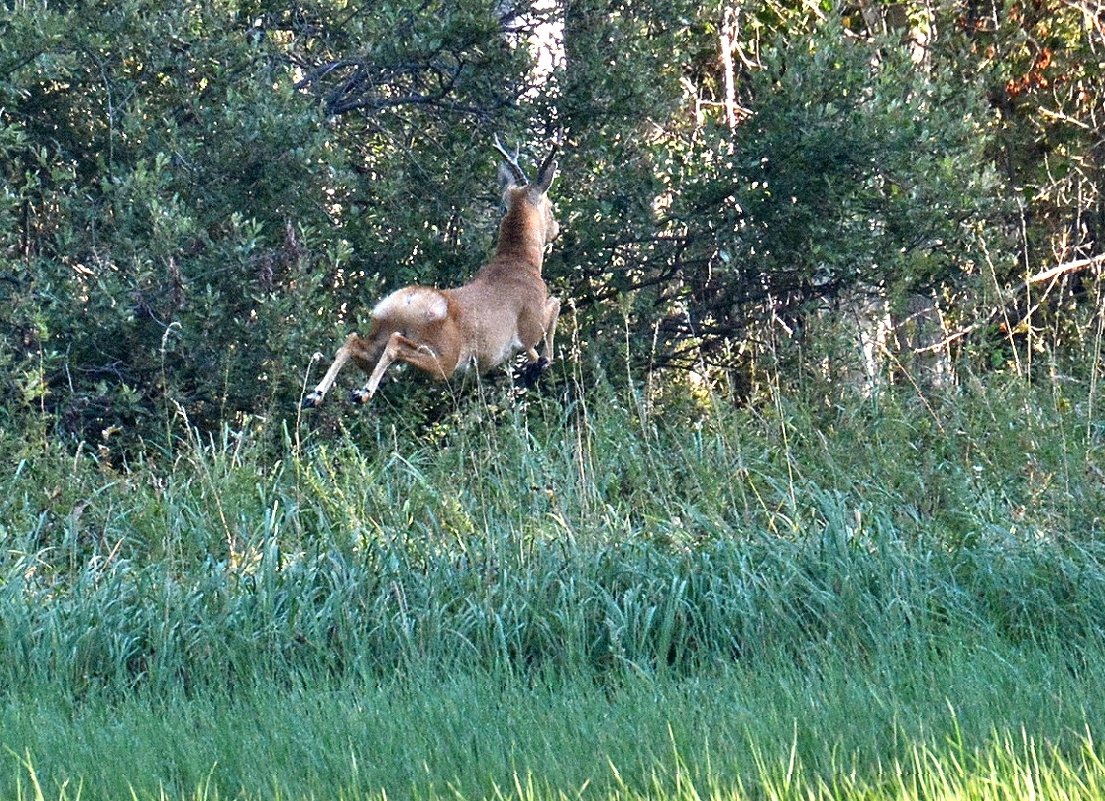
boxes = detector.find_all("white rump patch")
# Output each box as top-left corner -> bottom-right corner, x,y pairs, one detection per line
374,287 -> 448,323
420,292 -> 448,322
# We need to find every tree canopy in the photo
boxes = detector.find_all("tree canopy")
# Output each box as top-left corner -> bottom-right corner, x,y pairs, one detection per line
1,0 -> 1101,447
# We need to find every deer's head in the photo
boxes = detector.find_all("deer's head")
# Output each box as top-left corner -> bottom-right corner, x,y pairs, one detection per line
494,136 -> 560,246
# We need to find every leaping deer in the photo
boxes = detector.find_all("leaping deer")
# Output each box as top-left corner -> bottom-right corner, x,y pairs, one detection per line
301,137 -> 561,409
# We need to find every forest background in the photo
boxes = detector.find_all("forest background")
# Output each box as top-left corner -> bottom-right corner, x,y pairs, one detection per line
2,0 -> 1101,442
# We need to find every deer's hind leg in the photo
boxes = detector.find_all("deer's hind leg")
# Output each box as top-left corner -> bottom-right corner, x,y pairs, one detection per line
302,333 -> 377,409
350,331 -> 456,403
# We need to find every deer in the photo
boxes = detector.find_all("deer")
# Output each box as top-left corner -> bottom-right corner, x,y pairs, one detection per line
301,137 -> 561,410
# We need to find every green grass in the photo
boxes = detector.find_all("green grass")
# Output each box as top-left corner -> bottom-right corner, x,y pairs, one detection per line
4,647 -> 1105,800
0,368 -> 1103,798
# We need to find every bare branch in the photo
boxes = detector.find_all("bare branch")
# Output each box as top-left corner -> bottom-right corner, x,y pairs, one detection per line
1024,252 -> 1104,286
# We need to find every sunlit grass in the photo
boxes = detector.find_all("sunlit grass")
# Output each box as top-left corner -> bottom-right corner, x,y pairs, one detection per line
4,650 -> 1105,801
0,370 -> 1102,799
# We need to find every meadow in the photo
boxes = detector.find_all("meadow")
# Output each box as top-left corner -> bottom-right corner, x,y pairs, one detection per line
1,365 -> 1103,800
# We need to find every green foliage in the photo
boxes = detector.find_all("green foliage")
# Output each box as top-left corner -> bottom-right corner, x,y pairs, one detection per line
0,24 -> 1098,705
0,0 -> 536,445
589,19 -> 1005,372
0,0 -> 350,443
2,0 -> 1101,443
1,6 -> 1102,797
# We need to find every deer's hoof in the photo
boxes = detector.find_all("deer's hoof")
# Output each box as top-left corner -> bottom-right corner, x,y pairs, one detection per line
517,357 -> 551,388
348,388 -> 371,404
301,392 -> 322,409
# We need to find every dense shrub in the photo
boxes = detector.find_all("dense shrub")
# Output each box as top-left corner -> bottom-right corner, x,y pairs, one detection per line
1,0 -> 1100,445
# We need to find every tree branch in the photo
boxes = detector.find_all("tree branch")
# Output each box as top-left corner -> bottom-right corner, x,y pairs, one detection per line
1024,252 -> 1104,286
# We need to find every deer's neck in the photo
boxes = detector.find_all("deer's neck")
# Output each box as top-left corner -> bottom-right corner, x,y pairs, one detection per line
494,203 -> 546,269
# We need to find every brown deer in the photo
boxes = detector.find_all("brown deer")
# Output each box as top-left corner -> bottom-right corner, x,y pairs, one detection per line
301,137 -> 561,409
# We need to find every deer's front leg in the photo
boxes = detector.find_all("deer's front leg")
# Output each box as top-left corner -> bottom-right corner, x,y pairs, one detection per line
541,295 -> 560,365
519,296 -> 561,387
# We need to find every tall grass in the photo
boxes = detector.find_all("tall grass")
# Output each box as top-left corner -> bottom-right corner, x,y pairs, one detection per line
0,368 -> 1103,798
2,371 -> 1101,689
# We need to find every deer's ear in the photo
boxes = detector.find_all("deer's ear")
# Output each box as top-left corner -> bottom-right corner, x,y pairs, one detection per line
533,142 -> 559,195
534,158 -> 558,194
499,161 -> 521,191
